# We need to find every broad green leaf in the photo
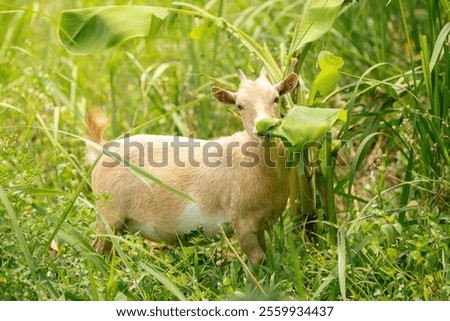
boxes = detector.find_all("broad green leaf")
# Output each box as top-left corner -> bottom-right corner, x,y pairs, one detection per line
309,51 -> 344,105
255,117 -> 281,134
309,68 -> 341,105
257,106 -> 347,152
289,0 -> 344,54
57,3 -> 283,81
58,6 -> 170,55
318,50 -> 344,70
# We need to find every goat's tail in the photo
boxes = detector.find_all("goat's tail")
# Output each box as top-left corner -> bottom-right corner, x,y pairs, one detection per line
85,108 -> 110,163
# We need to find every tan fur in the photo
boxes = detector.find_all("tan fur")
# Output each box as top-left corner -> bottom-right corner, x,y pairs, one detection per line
85,108 -> 110,163
87,68 -> 298,264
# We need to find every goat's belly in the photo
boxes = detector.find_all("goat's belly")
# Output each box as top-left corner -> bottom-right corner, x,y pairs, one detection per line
125,203 -> 229,243
126,219 -> 170,243
176,202 -> 229,237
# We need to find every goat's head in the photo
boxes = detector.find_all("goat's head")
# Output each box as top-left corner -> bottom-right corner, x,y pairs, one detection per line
211,67 -> 298,140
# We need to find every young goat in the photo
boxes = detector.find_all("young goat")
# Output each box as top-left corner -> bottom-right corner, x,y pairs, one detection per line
86,68 -> 298,264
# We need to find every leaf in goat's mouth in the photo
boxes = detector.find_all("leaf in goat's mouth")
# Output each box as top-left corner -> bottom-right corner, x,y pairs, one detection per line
256,118 -> 282,136
256,106 -> 347,152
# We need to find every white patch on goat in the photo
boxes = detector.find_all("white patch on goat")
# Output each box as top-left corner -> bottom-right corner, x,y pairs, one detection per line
176,202 -> 228,236
127,219 -> 164,242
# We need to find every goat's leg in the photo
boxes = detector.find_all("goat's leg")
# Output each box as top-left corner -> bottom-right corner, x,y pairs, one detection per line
256,218 -> 273,254
234,218 -> 266,265
92,209 -> 124,255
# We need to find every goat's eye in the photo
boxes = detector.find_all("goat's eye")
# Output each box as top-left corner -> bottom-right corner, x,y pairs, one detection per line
236,104 -> 244,110
274,97 -> 280,104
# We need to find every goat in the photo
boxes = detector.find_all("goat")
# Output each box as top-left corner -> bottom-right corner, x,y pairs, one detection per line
86,68 -> 298,264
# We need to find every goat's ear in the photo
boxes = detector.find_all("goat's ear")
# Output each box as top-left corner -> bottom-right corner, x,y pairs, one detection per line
211,86 -> 236,105
275,73 -> 298,96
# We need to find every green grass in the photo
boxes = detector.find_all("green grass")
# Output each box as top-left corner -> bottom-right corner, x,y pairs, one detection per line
0,0 -> 449,300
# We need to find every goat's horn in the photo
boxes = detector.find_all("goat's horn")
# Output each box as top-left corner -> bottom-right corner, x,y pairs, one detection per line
237,69 -> 247,82
259,67 -> 267,79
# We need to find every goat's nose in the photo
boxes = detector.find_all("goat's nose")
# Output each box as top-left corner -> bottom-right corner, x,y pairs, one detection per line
252,128 -> 264,140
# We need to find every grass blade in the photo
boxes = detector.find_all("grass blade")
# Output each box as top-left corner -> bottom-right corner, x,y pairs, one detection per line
289,0 -> 344,55
337,227 -> 346,300
140,262 -> 187,301
0,185 -> 40,299
429,22 -> 450,72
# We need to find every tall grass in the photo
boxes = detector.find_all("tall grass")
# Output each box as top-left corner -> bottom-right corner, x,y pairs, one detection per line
0,0 -> 449,301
